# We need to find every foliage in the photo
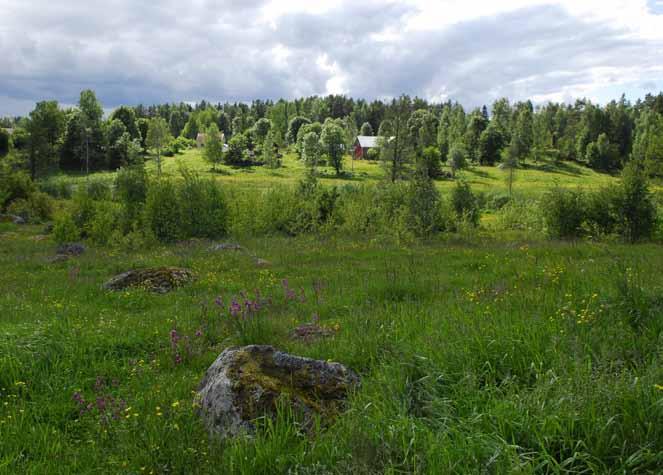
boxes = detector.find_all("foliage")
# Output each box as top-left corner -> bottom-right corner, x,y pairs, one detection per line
286,116 -> 311,145
52,213 -> 81,243
541,186 -> 586,239
202,123 -> 224,171
178,171 -> 228,239
447,143 -> 468,177
146,117 -> 171,175
450,181 -> 480,227
320,122 -> 345,175
225,134 -> 248,166
360,122 -> 374,136
6,191 -> 53,223
615,161 -> 657,242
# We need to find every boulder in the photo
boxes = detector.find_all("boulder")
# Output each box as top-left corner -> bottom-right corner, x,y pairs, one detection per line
0,214 -> 25,225
209,242 -> 244,252
103,267 -> 195,293
255,258 -> 270,268
56,243 -> 86,256
197,345 -> 359,438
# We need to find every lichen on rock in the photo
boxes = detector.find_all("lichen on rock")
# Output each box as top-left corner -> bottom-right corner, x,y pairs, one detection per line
103,267 -> 195,293
197,345 -> 359,438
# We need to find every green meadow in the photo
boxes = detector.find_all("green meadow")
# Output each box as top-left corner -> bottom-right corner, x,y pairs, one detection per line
2,150 -> 663,474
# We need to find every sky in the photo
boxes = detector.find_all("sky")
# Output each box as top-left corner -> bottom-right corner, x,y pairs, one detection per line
2,0 -> 663,116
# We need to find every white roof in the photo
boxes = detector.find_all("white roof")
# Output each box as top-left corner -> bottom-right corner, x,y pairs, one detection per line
356,135 -> 379,148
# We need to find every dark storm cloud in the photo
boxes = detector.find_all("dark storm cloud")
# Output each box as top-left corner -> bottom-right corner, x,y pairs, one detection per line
1,0 -> 662,115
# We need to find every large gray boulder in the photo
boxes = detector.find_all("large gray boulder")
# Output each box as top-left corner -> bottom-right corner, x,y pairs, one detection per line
103,267 -> 195,293
197,345 -> 359,438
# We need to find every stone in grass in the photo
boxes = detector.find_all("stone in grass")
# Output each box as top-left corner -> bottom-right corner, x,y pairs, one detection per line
56,242 -> 86,256
0,214 -> 25,225
291,323 -> 337,343
197,345 -> 359,439
103,267 -> 195,294
255,258 -> 270,268
209,242 -> 244,252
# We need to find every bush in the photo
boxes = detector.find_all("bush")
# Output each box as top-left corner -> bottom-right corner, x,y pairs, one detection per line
450,181 -> 480,227
88,201 -> 121,245
0,168 -> 35,209
39,180 -> 72,199
406,171 -> 441,236
6,191 -> 53,223
115,166 -> 148,230
178,171 -> 228,239
585,187 -> 620,237
541,187 -> 586,239
53,214 -> 81,244
144,179 -> 182,242
86,179 -> 112,201
616,162 -> 657,242
492,199 -> 544,233
70,189 -> 97,235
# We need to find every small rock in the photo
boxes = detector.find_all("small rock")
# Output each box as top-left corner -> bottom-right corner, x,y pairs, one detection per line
47,254 -> 70,264
291,323 -> 337,342
197,345 -> 359,439
56,243 -> 86,256
0,214 -> 25,225
103,267 -> 195,293
29,235 -> 49,242
209,243 -> 244,252
255,258 -> 270,268
43,223 -> 54,234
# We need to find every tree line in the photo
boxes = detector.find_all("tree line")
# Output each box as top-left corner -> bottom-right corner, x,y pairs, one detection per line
2,90 -> 663,180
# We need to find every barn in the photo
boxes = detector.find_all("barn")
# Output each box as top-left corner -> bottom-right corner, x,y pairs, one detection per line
353,135 -> 380,159
196,132 -> 226,148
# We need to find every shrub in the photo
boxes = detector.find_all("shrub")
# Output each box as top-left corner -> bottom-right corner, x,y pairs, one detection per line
85,179 -> 112,201
144,179 -> 182,242
365,148 -> 379,161
39,180 -> 73,199
492,199 -> 545,233
541,187 -> 586,239
115,166 -> 148,230
585,187 -> 620,237
450,181 -> 480,227
406,170 -> 441,236
88,201 -> 121,245
6,191 -> 53,223
178,171 -> 228,239
0,168 -> 34,209
70,189 -> 97,235
615,161 -> 657,242
53,214 -> 81,244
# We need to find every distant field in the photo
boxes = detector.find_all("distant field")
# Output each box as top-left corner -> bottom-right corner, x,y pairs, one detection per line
42,147 -> 624,197
1,224 -> 662,473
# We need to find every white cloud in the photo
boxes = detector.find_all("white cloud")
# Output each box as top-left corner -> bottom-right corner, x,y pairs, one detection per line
1,0 -> 663,115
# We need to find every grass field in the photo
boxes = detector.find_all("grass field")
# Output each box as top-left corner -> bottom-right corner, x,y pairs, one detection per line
1,220 -> 663,474
42,148 -> 623,197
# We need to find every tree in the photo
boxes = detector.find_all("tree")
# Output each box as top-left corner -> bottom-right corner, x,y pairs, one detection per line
146,117 -> 170,175
0,129 -> 9,157
617,161 -> 657,242
109,106 -> 140,140
511,103 -> 534,160
632,110 -> 663,177
77,90 -> 106,172
464,111 -> 488,162
106,119 -> 128,169
379,97 -> 412,182
26,101 -> 65,179
448,143 -> 468,177
169,110 -> 188,138
478,124 -> 504,165
360,122 -> 374,136
502,141 -> 519,198
587,133 -> 619,171
225,134 -> 248,166
262,131 -> 280,169
320,122 -> 345,175
286,116 -> 311,145
302,131 -> 320,167
203,123 -> 224,171
137,118 -> 149,150
418,146 -> 442,179
253,118 -> 272,143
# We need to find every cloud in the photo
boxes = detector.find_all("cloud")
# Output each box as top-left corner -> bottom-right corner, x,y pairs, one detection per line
1,0 -> 663,115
